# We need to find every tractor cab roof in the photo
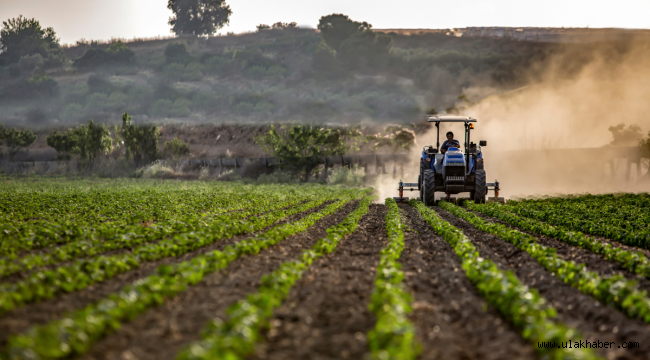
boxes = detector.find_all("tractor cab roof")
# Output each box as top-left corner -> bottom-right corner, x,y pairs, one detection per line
428,115 -> 477,122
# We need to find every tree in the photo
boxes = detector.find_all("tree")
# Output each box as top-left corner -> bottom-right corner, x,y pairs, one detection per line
120,113 -> 160,164
0,127 -> 37,160
367,125 -> 416,153
255,124 -> 360,181
0,15 -> 64,66
317,14 -> 371,51
46,120 -> 112,162
609,123 -> 642,146
167,0 -> 232,36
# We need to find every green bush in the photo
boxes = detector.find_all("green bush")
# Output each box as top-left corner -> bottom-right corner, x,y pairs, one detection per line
119,113 -> 160,163
84,92 -> 128,113
73,41 -> 135,68
0,126 -> 37,159
58,103 -> 85,122
327,166 -> 365,186
163,62 -> 204,81
164,43 -> 189,63
148,98 -> 191,118
45,120 -> 112,162
163,137 -> 190,157
204,55 -> 232,76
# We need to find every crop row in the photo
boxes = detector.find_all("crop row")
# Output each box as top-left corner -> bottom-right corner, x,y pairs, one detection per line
0,184 -> 340,257
411,200 -> 599,359
175,196 -> 374,360
441,201 -> 650,323
4,193 -> 367,360
505,199 -> 650,249
0,196 -> 310,278
0,181 -> 247,223
365,199 -> 419,360
466,202 -> 650,279
515,193 -> 650,210
0,193 -> 347,315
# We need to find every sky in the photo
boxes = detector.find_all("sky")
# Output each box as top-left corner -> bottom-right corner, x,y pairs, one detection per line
0,0 -> 649,45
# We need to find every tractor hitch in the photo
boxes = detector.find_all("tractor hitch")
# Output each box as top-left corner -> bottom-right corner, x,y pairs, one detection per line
393,180 -> 418,203
487,180 -> 506,204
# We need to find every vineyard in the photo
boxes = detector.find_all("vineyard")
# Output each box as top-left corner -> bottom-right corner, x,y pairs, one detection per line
0,178 -> 649,360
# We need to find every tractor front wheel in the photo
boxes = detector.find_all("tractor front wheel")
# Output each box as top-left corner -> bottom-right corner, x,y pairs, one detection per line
473,170 -> 487,204
423,169 -> 436,206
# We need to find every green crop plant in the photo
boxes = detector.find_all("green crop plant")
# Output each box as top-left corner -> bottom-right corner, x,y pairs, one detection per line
4,192 -> 369,360
366,198 -> 420,360
442,201 -> 650,323
175,195 -> 374,360
411,200 -> 600,360
466,201 -> 650,279
0,189 -> 367,314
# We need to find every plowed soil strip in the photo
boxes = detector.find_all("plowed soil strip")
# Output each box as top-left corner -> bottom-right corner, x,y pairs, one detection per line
0,201 -> 332,347
399,205 -> 534,360
436,207 -> 650,360
250,204 -> 386,360
77,201 -> 359,360
473,211 -> 650,294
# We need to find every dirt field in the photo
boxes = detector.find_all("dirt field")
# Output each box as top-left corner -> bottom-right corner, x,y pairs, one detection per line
2,180 -> 650,360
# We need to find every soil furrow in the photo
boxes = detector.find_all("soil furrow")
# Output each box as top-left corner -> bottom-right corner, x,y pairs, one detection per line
77,200 -> 359,360
0,201 -> 333,347
436,207 -> 650,360
250,204 -> 386,360
472,210 -> 650,294
398,204 -> 535,360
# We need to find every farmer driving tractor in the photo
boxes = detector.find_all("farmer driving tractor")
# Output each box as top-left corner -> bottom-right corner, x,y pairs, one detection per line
440,131 -> 460,154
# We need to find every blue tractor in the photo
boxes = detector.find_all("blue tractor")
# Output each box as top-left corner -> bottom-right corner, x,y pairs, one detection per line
395,115 -> 503,205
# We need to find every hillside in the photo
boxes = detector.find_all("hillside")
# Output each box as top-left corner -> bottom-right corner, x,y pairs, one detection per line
0,27 -> 558,129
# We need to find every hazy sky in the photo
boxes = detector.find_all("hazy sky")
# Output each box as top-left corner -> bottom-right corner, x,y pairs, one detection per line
1,0 -> 649,45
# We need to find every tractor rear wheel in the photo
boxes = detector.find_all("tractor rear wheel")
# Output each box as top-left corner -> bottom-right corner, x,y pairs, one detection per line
474,170 -> 487,204
423,169 -> 436,206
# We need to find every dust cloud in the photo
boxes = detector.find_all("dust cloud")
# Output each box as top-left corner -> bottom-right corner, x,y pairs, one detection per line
375,39 -> 650,200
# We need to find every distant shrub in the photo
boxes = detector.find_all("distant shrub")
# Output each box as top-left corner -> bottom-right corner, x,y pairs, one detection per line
204,55 -> 232,76
163,137 -> 190,157
164,43 -> 189,63
136,160 -> 175,178
257,171 -> 299,184
148,98 -> 191,118
119,112 -> 160,164
327,165 -> 365,186
231,94 -> 276,115
0,72 -> 57,100
59,103 -> 85,122
73,41 -> 135,68
85,92 -> 128,113
163,62 -> 204,81
87,74 -> 111,93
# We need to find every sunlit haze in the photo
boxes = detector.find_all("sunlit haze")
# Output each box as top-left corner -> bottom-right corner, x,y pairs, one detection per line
0,0 -> 648,44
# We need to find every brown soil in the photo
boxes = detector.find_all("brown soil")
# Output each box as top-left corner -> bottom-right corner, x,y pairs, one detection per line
0,201 -> 332,347
250,204 -> 387,360
78,201 -> 359,360
436,207 -> 650,360
398,204 -> 535,360
473,210 -> 650,294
